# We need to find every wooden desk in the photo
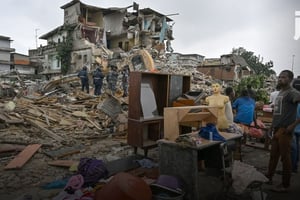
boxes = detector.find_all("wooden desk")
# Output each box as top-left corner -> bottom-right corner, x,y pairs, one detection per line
158,132 -> 242,200
164,105 -> 219,141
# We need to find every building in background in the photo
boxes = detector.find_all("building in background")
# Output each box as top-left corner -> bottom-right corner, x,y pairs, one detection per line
198,54 -> 251,83
11,53 -> 36,76
0,35 -> 15,72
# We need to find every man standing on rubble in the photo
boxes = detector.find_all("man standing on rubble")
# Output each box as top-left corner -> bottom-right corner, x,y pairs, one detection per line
78,65 -> 89,94
93,66 -> 104,96
266,70 -> 300,192
106,65 -> 118,95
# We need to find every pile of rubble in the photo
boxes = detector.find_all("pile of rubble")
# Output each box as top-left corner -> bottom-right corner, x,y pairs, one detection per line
0,60 -> 216,199
0,86 -> 132,197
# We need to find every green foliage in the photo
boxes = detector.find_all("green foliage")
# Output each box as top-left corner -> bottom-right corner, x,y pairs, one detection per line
232,47 -> 276,76
230,47 -> 275,103
56,26 -> 73,75
233,75 -> 269,103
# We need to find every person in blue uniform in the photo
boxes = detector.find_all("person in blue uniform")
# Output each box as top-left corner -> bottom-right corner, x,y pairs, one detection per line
93,67 -> 104,96
78,66 -> 89,93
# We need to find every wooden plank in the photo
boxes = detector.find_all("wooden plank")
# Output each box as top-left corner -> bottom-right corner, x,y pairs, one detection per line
164,108 -> 180,141
36,107 -> 59,122
0,113 -> 24,124
4,144 -> 42,169
85,118 -> 103,131
72,111 -> 88,118
22,114 -> 49,125
59,118 -> 73,125
0,144 -> 26,153
27,108 -> 43,117
26,119 -> 64,142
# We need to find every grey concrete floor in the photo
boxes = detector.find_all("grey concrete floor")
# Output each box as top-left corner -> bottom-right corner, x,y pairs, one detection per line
1,143 -> 299,200
195,143 -> 300,200
237,144 -> 300,200
151,141 -> 300,200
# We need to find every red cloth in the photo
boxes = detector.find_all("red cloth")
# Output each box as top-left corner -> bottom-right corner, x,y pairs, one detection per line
94,172 -> 152,200
248,119 -> 266,138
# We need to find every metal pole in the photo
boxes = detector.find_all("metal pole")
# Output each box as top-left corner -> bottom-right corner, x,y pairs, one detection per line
292,55 -> 295,72
35,28 -> 39,48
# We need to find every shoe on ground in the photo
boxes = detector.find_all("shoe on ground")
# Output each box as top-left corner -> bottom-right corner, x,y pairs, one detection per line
271,184 -> 289,193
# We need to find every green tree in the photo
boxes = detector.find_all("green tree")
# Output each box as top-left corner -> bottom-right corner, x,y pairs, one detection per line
56,26 -> 73,75
231,47 -> 275,103
233,75 -> 269,103
232,47 -> 276,76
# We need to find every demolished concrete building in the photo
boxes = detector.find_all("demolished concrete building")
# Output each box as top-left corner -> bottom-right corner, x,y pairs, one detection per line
29,0 -> 175,78
18,0 -> 252,86
198,54 -> 252,84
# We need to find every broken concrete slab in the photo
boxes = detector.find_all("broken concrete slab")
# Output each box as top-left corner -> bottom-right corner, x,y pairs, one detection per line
98,95 -> 122,118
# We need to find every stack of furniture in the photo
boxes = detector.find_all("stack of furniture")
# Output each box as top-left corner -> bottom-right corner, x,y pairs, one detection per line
127,71 -> 190,156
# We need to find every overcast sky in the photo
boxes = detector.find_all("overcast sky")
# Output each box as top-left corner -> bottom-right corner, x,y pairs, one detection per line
1,0 -> 300,76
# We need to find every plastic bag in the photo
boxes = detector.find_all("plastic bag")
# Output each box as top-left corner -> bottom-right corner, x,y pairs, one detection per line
231,161 -> 268,194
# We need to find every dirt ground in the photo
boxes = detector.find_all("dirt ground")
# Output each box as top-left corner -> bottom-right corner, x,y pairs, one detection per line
1,138 -> 300,200
0,137 -> 137,200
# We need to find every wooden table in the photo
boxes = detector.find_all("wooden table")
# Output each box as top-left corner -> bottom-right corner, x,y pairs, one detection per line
157,132 -> 242,200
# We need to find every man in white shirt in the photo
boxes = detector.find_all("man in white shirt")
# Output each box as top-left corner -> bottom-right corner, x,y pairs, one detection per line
269,85 -> 280,107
